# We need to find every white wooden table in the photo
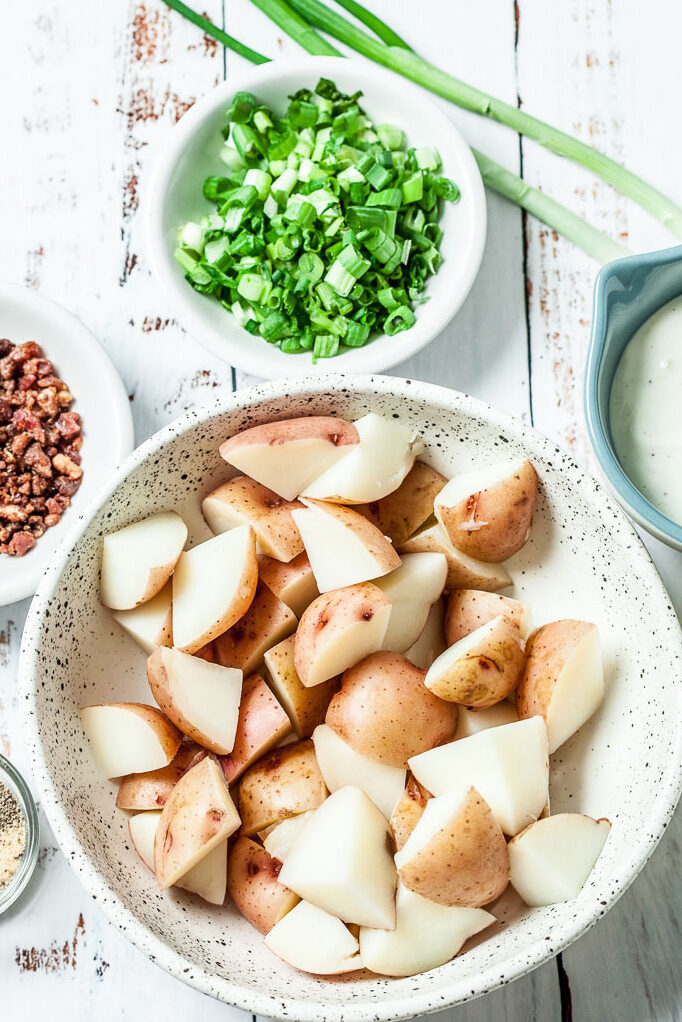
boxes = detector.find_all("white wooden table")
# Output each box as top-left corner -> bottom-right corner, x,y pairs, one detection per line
1,1 -> 681,1018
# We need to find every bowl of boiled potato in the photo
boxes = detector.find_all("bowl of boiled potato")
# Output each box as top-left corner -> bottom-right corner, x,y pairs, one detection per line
20,374 -> 682,1020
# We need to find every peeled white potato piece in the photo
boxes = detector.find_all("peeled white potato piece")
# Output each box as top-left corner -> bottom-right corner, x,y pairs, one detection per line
455,702 -> 518,740
395,786 -> 509,907
292,498 -> 400,593
434,460 -> 538,562
263,811 -> 315,861
172,525 -> 257,654
219,416 -> 359,501
312,724 -> 406,819
202,475 -> 304,562
409,717 -> 549,836
509,814 -> 611,906
259,552 -> 319,617
80,702 -> 182,779
112,581 -> 173,653
100,511 -> 188,610
360,882 -> 495,977
146,646 -> 242,755
424,615 -> 526,707
154,755 -> 240,889
404,601 -> 446,670
375,553 -> 447,654
264,900 -> 361,975
516,620 -> 604,753
128,810 -> 227,905
300,412 -> 423,504
294,583 -> 392,687
399,522 -> 511,592
278,785 -> 397,929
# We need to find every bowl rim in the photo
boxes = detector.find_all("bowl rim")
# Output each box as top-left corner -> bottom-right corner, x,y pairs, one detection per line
0,282 -> 135,605
144,55 -> 487,379
584,244 -> 682,550
19,373 -> 682,1020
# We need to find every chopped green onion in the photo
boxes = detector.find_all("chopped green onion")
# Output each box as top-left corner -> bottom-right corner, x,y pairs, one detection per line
313,333 -> 340,359
271,167 -> 298,202
384,304 -> 416,334
174,74 -> 457,358
416,146 -> 441,171
243,168 -> 272,200
344,320 -> 370,347
237,273 -> 272,304
178,221 -> 204,252
402,171 -> 423,204
377,124 -> 405,150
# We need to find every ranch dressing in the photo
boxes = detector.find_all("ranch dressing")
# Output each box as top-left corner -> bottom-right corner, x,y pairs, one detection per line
609,296 -> 682,524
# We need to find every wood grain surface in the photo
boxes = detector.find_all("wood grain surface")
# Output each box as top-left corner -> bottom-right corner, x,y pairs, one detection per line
1,1 -> 680,1019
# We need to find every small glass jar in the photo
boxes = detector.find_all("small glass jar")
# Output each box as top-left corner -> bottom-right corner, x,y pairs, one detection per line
0,753 -> 39,914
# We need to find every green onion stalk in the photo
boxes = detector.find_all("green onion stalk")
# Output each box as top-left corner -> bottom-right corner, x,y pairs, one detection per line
162,0 -> 630,261
282,0 -> 682,240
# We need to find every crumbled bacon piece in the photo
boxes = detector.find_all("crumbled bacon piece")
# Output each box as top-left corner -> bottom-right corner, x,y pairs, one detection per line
0,339 -> 83,556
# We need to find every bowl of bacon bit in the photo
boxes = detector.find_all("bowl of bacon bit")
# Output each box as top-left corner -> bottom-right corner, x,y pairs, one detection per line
0,284 -> 134,606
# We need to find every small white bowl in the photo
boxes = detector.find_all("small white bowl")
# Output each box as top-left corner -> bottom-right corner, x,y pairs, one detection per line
145,56 -> 486,379
19,375 -> 682,1020
0,284 -> 134,606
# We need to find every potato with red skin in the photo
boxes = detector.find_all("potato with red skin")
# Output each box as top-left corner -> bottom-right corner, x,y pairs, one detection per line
79,702 -> 183,778
515,620 -> 603,754
202,476 -> 304,562
425,615 -> 526,707
100,511 -> 188,610
219,673 -> 292,784
116,741 -> 202,810
292,498 -> 401,593
395,786 -> 510,908
294,583 -> 392,688
445,590 -> 530,645
227,836 -> 298,934
214,581 -> 297,676
219,416 -> 359,502
154,755 -> 240,889
258,551 -> 319,617
390,775 -> 430,852
172,526 -> 258,654
356,461 -> 447,546
434,460 -> 538,563
264,634 -> 338,737
399,523 -> 512,592
238,739 -> 328,836
326,651 -> 459,768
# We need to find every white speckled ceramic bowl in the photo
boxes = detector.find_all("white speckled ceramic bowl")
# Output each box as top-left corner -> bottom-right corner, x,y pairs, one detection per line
20,375 -> 682,1020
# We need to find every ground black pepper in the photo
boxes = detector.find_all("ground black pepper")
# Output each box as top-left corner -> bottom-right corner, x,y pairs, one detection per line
0,780 -> 26,888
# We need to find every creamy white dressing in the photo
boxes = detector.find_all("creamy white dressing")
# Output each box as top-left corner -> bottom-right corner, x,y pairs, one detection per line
610,296 -> 682,524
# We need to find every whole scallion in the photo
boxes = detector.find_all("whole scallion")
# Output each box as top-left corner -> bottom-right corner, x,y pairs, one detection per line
281,0 -> 682,239
163,0 -> 635,262
175,79 -> 459,357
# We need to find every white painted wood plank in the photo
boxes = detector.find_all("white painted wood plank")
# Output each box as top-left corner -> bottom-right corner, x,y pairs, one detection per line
518,2 -> 682,1019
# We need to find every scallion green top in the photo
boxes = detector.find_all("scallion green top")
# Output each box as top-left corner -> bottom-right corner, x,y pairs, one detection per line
176,77 -> 459,359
